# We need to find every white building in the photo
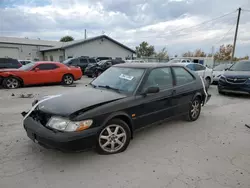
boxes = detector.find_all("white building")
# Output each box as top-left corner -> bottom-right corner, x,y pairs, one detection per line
0,35 -> 136,61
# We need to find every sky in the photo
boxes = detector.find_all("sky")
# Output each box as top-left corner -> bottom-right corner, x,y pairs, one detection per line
0,0 -> 250,57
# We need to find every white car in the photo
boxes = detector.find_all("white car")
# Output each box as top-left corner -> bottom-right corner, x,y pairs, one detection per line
183,63 -> 213,88
212,63 -> 232,83
168,58 -> 193,63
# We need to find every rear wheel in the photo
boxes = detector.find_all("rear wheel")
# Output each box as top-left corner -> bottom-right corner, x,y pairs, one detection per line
96,119 -> 131,154
62,74 -> 74,85
186,97 -> 201,121
3,77 -> 20,89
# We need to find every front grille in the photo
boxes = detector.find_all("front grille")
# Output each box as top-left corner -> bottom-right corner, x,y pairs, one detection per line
226,77 -> 247,84
30,109 -> 51,126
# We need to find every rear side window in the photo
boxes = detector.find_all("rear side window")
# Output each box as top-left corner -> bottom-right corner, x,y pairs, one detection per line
173,67 -> 194,86
143,67 -> 173,91
194,64 -> 206,71
80,58 -> 88,64
36,64 -> 58,70
186,64 -> 195,71
88,58 -> 96,63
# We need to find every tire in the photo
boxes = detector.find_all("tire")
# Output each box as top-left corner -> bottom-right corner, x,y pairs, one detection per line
186,97 -> 201,121
62,74 -> 74,85
205,77 -> 211,89
96,119 -> 131,155
3,77 -> 20,89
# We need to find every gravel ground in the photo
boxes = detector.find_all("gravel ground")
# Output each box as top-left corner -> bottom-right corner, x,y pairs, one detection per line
0,79 -> 250,188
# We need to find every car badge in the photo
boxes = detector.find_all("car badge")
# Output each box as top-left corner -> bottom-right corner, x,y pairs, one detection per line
234,78 -> 237,81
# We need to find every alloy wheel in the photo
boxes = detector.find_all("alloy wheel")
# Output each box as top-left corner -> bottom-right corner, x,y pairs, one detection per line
99,124 -> 127,153
64,75 -> 73,85
191,100 -> 200,119
6,78 -> 19,89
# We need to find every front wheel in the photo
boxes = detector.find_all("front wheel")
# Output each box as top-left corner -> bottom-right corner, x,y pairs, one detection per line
96,119 -> 131,154
62,74 -> 74,85
186,97 -> 201,121
3,77 -> 20,89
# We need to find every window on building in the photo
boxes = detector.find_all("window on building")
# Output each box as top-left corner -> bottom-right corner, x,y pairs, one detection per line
50,55 -> 53,61
35,64 -> 58,70
173,67 -> 194,86
59,56 -> 64,62
143,67 -> 173,91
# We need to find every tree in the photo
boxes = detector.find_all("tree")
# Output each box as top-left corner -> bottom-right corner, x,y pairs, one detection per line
182,51 -> 194,57
214,44 -> 233,61
60,36 -> 74,42
155,47 -> 169,59
193,49 -> 206,57
135,41 -> 155,58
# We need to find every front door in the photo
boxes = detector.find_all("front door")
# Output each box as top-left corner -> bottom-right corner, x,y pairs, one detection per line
132,67 -> 175,129
29,63 -> 59,84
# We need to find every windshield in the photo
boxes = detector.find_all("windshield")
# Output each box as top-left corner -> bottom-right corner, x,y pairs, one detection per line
213,64 -> 231,71
91,67 -> 145,94
97,60 -> 108,65
63,58 -> 73,64
228,61 -> 250,71
18,62 -> 36,70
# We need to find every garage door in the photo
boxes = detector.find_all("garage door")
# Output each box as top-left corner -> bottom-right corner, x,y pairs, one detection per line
0,47 -> 19,59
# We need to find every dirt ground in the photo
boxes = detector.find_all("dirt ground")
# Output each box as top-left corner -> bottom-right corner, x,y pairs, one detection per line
0,78 -> 250,188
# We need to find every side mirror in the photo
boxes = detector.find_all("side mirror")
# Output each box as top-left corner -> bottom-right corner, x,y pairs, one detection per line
143,86 -> 160,95
34,67 -> 40,71
225,68 -> 229,71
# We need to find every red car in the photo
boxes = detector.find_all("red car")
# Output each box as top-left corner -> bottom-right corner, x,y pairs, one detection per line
0,61 -> 82,89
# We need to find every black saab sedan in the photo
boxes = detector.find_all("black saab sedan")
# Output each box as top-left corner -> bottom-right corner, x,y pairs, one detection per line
218,60 -> 250,95
23,63 -> 211,154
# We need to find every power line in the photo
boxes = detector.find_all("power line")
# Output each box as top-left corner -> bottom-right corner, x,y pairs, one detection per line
164,10 -> 237,34
242,9 -> 250,12
215,23 -> 235,44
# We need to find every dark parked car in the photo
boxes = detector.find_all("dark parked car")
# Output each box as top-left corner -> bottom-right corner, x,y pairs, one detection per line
218,60 -> 250,94
94,57 -> 112,62
0,58 -> 22,69
23,63 -> 211,154
84,59 -> 125,77
18,60 -> 34,65
62,56 -> 97,73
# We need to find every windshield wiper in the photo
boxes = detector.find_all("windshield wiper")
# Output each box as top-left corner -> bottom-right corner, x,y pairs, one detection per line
97,85 -> 120,92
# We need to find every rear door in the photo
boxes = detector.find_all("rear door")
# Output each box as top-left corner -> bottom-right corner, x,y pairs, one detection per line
133,67 -> 175,129
194,64 -> 206,78
171,67 -> 196,115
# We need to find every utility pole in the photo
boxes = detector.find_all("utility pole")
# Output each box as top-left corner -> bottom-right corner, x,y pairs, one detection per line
84,29 -> 87,39
231,7 -> 241,61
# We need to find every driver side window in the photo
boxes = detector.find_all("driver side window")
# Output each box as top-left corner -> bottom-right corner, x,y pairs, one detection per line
143,67 -> 173,91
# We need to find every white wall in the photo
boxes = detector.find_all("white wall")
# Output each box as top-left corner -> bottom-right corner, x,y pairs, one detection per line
0,43 -> 47,60
64,38 -> 134,59
43,50 -> 64,62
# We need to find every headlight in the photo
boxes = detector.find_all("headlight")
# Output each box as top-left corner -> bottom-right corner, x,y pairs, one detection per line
220,75 -> 226,78
46,117 -> 93,132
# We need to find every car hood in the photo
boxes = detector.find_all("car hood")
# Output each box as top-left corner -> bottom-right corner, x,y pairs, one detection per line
37,87 -> 127,116
0,69 -> 21,72
224,71 -> 250,78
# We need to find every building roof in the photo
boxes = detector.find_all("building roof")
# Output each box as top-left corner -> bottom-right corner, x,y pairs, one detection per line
0,36 -> 61,47
40,35 -> 136,53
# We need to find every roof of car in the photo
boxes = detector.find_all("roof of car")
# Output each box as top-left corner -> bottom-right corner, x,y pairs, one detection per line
114,62 -> 187,68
